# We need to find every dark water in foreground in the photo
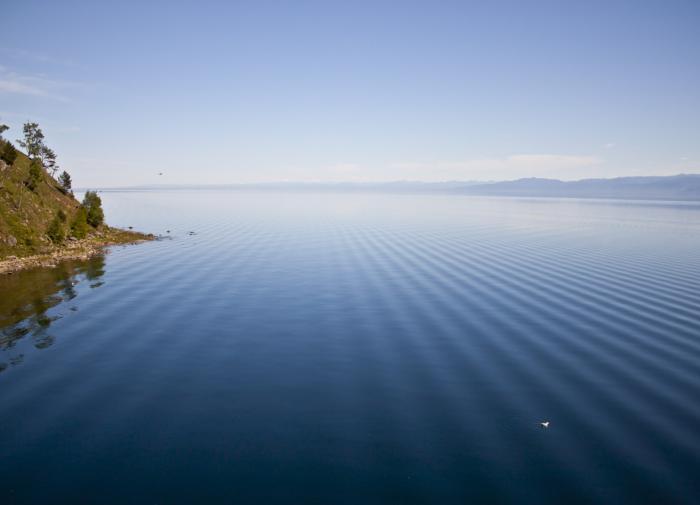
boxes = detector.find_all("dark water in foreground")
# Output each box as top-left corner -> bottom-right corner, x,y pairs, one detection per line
1,191 -> 700,504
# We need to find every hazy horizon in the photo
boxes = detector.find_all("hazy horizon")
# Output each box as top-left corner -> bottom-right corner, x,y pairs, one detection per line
83,172 -> 699,188
2,1 -> 699,187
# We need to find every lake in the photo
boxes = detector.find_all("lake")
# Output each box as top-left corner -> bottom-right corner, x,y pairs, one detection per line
1,191 -> 699,504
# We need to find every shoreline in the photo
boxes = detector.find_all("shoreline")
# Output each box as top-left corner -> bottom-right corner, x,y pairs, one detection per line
0,228 -> 155,275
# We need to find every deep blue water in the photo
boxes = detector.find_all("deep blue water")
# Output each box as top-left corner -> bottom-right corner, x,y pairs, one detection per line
1,191 -> 699,504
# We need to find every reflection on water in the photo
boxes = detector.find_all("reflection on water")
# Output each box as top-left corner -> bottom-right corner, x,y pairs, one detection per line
0,255 -> 105,373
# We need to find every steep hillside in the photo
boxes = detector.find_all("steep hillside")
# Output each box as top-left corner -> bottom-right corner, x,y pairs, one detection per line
0,143 -> 80,256
0,139 -> 151,264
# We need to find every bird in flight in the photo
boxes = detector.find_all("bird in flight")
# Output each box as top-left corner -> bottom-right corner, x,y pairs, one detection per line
540,421 -> 550,428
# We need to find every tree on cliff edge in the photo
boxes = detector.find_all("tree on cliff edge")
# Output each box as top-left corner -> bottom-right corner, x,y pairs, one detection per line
17,122 -> 59,175
17,122 -> 45,159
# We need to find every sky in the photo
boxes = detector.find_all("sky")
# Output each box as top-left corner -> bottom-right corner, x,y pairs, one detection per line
1,0 -> 699,187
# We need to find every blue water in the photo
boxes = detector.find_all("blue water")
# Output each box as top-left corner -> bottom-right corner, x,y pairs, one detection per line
1,191 -> 700,504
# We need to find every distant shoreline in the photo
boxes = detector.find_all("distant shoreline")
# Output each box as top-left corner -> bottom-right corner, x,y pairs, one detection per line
82,173 -> 700,202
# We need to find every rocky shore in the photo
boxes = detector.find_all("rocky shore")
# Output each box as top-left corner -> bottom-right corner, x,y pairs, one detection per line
0,228 -> 155,275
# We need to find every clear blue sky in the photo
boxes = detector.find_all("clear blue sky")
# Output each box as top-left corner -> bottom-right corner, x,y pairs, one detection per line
2,0 -> 699,186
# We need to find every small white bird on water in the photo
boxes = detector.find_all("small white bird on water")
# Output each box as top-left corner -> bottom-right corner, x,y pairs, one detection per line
540,421 -> 550,428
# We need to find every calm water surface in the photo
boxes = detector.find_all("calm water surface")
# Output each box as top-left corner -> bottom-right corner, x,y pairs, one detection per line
1,191 -> 699,504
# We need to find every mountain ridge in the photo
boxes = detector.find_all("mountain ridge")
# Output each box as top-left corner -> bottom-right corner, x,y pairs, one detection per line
92,174 -> 700,201
454,174 -> 700,200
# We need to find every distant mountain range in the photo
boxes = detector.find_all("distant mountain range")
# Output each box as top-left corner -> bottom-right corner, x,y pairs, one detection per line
454,174 -> 700,201
97,174 -> 700,201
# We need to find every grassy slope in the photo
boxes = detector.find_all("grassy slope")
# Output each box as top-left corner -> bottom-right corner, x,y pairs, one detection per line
0,141 -> 149,260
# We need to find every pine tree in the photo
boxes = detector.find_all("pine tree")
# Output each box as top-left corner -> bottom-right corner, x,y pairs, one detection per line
17,122 -> 45,159
1,142 -> 18,166
40,146 -> 59,176
59,171 -> 72,193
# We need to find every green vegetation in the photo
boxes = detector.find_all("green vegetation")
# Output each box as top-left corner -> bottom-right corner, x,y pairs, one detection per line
82,190 -> 104,227
0,121 -> 151,261
0,255 -> 106,350
26,160 -> 43,192
16,122 -> 45,159
40,146 -> 58,177
1,132 -> 74,256
15,122 -> 60,176
1,142 -> 17,166
70,206 -> 89,239
58,171 -> 72,194
47,211 -> 66,244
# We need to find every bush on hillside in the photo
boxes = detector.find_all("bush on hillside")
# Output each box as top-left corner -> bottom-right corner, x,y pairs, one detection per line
47,212 -> 66,244
26,160 -> 43,191
1,142 -> 18,166
71,206 -> 89,239
83,191 -> 104,227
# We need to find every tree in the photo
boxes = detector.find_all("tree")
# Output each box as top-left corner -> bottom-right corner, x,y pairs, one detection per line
15,122 -> 61,175
71,206 -> 89,238
40,145 -> 58,176
83,190 -> 104,227
47,212 -> 66,244
17,122 -> 45,159
1,142 -> 18,166
58,170 -> 72,193
0,124 -> 8,140
26,159 -> 43,191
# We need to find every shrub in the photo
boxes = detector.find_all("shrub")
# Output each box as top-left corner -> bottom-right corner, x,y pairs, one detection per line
26,160 -> 43,191
47,212 -> 65,244
83,190 -> 104,227
1,142 -> 18,166
71,207 -> 89,239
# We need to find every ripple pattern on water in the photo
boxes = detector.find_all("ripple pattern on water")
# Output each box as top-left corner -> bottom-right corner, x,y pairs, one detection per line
1,192 -> 699,504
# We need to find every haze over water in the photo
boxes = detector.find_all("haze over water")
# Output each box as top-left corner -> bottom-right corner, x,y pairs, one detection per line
1,190 -> 700,504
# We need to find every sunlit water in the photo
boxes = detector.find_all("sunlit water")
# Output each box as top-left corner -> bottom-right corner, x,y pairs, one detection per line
1,191 -> 699,504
